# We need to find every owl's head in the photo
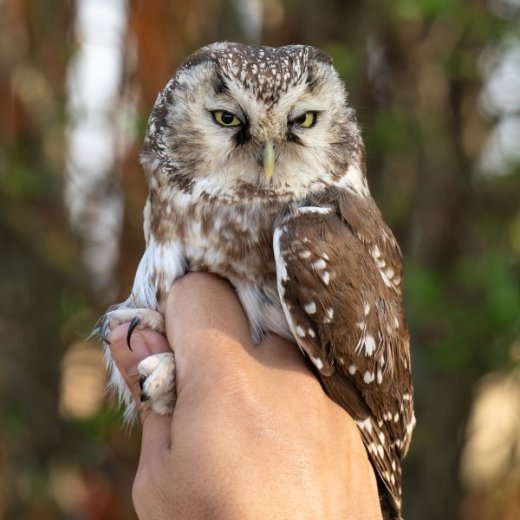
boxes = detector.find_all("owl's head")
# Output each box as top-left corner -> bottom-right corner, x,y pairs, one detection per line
141,42 -> 368,201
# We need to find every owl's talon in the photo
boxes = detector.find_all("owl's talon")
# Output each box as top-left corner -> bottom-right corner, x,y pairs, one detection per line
127,316 -> 141,350
99,326 -> 111,345
138,375 -> 146,391
140,392 -> 149,402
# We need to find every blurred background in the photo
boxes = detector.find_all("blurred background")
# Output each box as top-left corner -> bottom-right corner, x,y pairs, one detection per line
1,0 -> 519,518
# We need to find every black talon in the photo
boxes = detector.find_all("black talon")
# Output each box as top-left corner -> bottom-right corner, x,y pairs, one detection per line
97,321 -> 111,345
100,328 -> 111,345
140,392 -> 149,402
138,376 -> 146,391
127,316 -> 141,350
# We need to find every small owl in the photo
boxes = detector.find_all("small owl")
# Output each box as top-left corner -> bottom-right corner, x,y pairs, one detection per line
101,42 -> 415,519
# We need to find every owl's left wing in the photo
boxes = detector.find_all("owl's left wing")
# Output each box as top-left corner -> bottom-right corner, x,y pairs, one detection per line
273,188 -> 414,515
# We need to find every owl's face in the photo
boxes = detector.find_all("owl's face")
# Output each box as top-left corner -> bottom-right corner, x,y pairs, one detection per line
142,43 -> 366,200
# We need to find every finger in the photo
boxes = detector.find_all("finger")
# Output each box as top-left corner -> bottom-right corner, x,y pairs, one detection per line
109,324 -> 170,395
165,273 -> 253,386
167,273 -> 253,348
109,324 -> 172,454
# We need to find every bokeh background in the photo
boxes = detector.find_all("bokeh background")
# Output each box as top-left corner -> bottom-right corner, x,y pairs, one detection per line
1,0 -> 519,518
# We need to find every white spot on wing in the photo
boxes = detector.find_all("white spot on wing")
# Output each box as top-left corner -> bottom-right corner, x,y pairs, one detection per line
376,258 -> 386,269
363,371 -> 374,384
358,418 -> 373,434
364,333 -> 376,356
406,415 -> 417,434
310,355 -> 324,370
304,302 -> 317,314
312,259 -> 327,270
321,271 -> 330,285
297,206 -> 332,215
372,245 -> 381,258
380,270 -> 392,287
274,226 -> 307,356
273,227 -> 289,282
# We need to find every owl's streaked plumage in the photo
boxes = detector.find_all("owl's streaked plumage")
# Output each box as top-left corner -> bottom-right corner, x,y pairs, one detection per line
101,42 -> 415,519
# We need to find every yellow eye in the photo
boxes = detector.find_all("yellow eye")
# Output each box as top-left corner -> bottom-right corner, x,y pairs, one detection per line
212,110 -> 242,127
293,111 -> 317,128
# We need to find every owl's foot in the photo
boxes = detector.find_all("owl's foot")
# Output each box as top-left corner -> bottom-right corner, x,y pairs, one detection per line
101,308 -> 165,350
138,352 -> 176,415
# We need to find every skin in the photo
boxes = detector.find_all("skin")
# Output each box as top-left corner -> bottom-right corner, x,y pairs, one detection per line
109,273 -> 382,519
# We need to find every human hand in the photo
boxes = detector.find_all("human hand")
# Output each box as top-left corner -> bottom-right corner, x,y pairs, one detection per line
109,273 -> 382,519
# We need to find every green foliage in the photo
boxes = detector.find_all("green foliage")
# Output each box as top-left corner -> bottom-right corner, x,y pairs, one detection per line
323,43 -> 357,81
407,253 -> 519,372
393,0 -> 476,21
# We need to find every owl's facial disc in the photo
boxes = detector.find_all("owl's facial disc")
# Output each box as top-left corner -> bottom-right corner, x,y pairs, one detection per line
142,43 -> 364,199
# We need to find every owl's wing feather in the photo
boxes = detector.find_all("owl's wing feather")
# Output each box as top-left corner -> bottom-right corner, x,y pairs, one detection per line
273,188 -> 414,516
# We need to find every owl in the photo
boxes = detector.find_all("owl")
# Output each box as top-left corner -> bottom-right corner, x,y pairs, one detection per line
100,42 -> 415,519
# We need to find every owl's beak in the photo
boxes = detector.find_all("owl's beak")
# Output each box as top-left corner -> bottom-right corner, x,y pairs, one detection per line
262,141 -> 275,182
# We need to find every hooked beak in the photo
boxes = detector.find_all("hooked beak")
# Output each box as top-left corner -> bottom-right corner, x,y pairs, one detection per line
262,141 -> 275,182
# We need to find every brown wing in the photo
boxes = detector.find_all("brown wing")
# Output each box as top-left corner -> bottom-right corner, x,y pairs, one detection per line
273,188 -> 415,518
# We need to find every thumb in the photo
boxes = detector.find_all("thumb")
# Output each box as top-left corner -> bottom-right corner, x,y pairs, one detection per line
109,324 -> 172,456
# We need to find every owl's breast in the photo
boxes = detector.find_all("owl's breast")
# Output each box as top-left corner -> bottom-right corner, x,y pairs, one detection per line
157,197 -> 291,285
